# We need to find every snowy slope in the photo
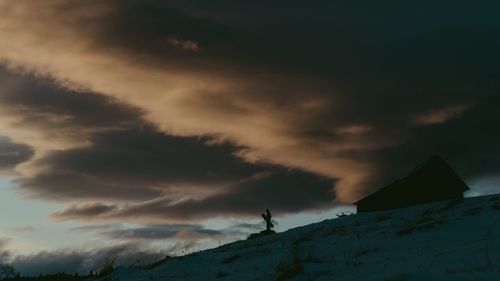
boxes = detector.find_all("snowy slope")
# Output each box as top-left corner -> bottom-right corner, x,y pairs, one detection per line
97,194 -> 500,281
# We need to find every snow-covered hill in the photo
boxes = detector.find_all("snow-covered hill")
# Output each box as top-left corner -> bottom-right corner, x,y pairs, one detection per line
98,195 -> 500,281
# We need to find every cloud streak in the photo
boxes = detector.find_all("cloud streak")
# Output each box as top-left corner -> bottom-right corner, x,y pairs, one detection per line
50,169 -> 337,222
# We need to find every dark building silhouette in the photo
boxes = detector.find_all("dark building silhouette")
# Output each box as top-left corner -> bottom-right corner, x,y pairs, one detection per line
355,155 -> 469,212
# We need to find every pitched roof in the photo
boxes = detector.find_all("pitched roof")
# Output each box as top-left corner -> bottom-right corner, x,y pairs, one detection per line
355,155 -> 469,206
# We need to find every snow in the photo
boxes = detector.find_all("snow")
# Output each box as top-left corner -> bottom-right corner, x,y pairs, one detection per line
95,194 -> 500,280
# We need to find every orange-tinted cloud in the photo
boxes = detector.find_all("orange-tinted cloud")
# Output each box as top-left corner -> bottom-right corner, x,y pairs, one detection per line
0,0 -> 499,222
0,0 -> 382,202
412,103 -> 473,126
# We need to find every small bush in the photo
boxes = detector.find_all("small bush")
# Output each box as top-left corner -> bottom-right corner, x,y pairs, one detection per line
355,246 -> 375,257
397,221 -> 439,236
275,263 -> 304,281
221,254 -> 241,264
0,264 -> 17,280
325,224 -> 346,236
99,257 -> 116,277
462,207 -> 483,216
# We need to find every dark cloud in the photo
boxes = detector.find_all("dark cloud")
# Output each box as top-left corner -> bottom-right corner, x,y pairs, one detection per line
51,203 -> 118,218
8,243 -> 165,276
0,238 -> 11,263
90,1 -> 500,80
0,137 -> 33,171
0,83 -> 142,132
59,0 -> 500,186
17,172 -> 162,201
68,224 -> 117,233
0,67 -> 337,218
230,222 -> 263,232
52,169 -> 337,221
152,169 -> 336,218
0,0 -> 498,225
71,222 -> 259,241
27,127 -> 259,196
100,224 -> 223,240
15,115 -> 337,207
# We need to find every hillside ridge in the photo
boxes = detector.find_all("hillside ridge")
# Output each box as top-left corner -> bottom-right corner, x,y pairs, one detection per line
98,194 -> 500,281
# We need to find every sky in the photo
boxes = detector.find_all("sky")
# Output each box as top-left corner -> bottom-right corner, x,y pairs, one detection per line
0,0 -> 499,275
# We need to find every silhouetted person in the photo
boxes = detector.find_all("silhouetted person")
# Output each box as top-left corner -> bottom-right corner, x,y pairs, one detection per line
261,208 -> 274,231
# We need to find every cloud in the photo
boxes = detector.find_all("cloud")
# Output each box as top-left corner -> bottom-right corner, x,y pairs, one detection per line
0,238 -> 11,263
100,224 -> 223,240
412,103 -> 473,126
230,222 -> 263,231
0,67 -> 145,178
166,37 -> 200,52
0,0 -> 383,201
16,127 -> 261,202
52,203 -> 118,219
0,68 -> 339,222
0,0 -> 498,223
0,136 -> 33,172
69,223 -> 224,240
9,226 -> 34,234
1,222 -> 236,276
8,243 -> 165,276
51,169 -> 337,222
71,222 -> 259,242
